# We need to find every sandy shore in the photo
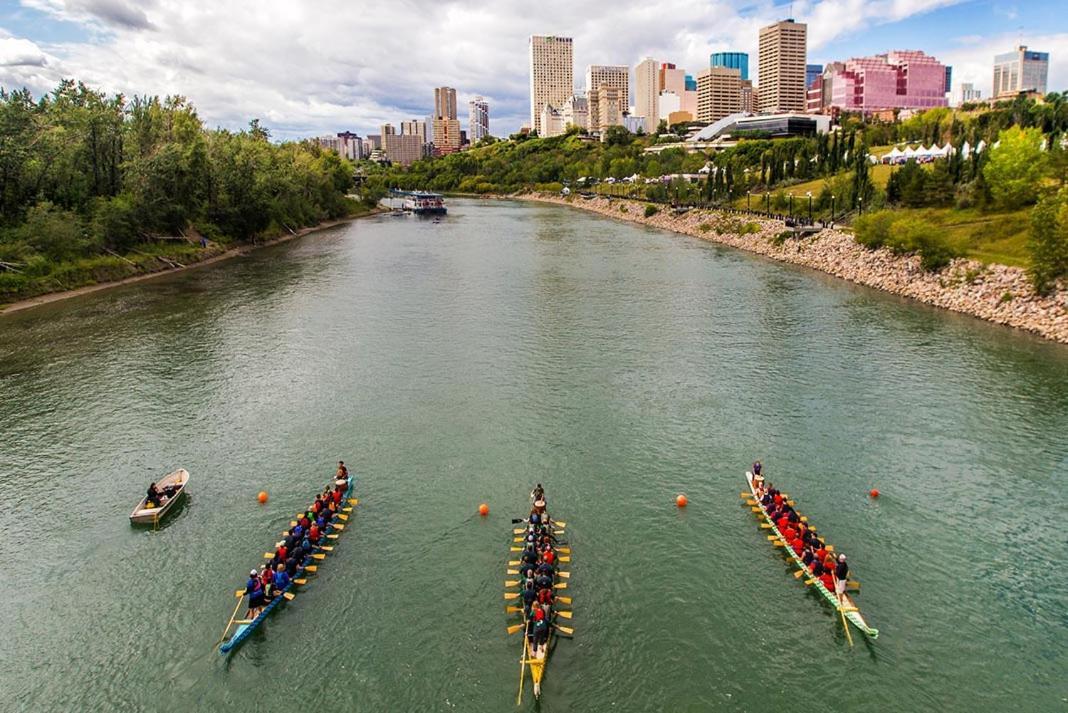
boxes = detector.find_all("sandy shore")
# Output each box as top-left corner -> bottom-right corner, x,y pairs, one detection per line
520,193 -> 1068,345
0,212 -> 380,316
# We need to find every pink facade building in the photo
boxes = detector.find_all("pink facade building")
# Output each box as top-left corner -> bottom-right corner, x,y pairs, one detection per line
818,50 -> 948,113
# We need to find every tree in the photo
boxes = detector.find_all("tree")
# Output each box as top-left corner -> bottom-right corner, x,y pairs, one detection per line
1028,188 -> 1068,294
982,126 -> 1049,209
602,125 -> 633,147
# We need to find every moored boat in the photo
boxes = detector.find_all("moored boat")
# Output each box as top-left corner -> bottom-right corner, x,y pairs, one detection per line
129,468 -> 189,525
504,493 -> 574,701
744,470 -> 878,640
219,474 -> 357,653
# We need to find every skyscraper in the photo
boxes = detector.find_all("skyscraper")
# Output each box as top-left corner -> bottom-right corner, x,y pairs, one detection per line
993,46 -> 1049,98
817,50 -> 949,112
434,87 -> 458,120
529,35 -> 574,135
432,87 -> 461,154
468,96 -> 489,142
758,19 -> 808,113
586,65 -> 629,117
634,58 -> 659,133
710,52 -> 749,81
400,119 -> 427,144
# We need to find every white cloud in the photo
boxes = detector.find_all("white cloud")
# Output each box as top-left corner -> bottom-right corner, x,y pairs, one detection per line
0,37 -> 49,67
0,0 -> 1046,140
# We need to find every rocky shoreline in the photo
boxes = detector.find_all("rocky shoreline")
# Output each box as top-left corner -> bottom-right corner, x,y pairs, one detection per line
520,193 -> 1068,345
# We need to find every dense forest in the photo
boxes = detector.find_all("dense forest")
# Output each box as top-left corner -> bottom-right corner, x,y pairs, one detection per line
0,80 -> 371,302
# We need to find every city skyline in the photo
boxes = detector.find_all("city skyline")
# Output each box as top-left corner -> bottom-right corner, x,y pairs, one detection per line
0,1 -> 1065,139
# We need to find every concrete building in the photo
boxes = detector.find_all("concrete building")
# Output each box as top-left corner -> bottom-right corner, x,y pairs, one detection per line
696,66 -> 742,122
816,50 -> 949,113
383,133 -> 424,166
710,52 -> 749,81
434,87 -> 458,120
316,135 -> 341,153
539,104 -> 566,137
634,58 -> 659,134
431,117 -> 462,154
757,19 -> 808,113
953,82 -> 983,106
589,84 -> 623,133
993,46 -> 1049,98
381,124 -> 396,142
529,35 -> 574,135
740,79 -> 755,114
659,62 -> 687,96
658,91 -> 681,122
401,119 -> 427,143
623,115 -> 645,134
337,131 -> 363,160
586,65 -> 629,117
468,96 -> 489,142
561,94 -> 589,131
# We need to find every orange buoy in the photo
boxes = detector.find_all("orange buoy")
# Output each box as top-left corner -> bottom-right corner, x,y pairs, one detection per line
478,503 -> 489,517
869,489 -> 880,498
257,491 -> 268,504
676,494 -> 688,508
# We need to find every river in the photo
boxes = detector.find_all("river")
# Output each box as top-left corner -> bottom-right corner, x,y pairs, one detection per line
1,199 -> 1066,711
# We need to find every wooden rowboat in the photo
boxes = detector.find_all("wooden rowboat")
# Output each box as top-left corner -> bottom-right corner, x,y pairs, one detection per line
219,475 -> 356,654
129,469 -> 189,525
745,471 -> 879,639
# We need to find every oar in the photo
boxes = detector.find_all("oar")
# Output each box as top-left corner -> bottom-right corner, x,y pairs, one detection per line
216,596 -> 244,648
505,580 -> 520,587
319,546 -> 334,552
311,553 -> 326,560
294,578 -> 308,585
554,521 -> 567,527
336,514 -> 349,521
556,596 -> 572,605
507,622 -> 525,634
558,556 -> 570,563
555,610 -> 573,619
839,606 -> 854,647
332,523 -> 345,531
553,583 -> 567,590
556,571 -> 570,579
511,518 -> 526,524
506,606 -> 524,614
304,565 -> 317,573
554,624 -> 574,636
282,592 -> 296,601
504,592 -> 520,600
348,498 -> 358,505
516,626 -> 528,705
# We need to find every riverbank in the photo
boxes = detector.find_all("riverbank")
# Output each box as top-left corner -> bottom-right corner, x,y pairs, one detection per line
519,193 -> 1068,344
0,209 -> 382,316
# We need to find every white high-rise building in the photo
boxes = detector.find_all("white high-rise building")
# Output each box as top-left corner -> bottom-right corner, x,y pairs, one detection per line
993,46 -> 1049,98
529,35 -> 574,135
634,58 -> 659,133
469,96 -> 489,142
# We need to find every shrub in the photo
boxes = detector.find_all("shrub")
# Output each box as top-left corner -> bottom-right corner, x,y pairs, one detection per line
619,205 -> 628,213
854,210 -> 896,249
771,230 -> 793,246
740,221 -> 760,235
697,222 -> 712,233
644,204 -> 659,218
983,126 -> 1049,209
885,215 -> 961,271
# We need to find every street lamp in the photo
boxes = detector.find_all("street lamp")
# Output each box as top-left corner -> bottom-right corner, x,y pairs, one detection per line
747,191 -> 751,212
765,192 -> 770,215
789,193 -> 794,219
806,191 -> 813,223
858,196 -> 864,215
830,194 -> 835,224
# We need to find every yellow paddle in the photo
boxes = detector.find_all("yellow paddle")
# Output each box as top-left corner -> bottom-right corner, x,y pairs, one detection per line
294,578 -> 307,585
304,565 -> 317,573
332,523 -> 345,531
234,589 -> 246,598
504,592 -> 520,600
319,546 -> 333,552
556,547 -> 571,554
505,580 -> 520,587
839,606 -> 854,647
311,553 -> 326,560
556,596 -> 572,605
508,560 -> 521,566
739,492 -> 751,498
506,606 -> 523,614
553,521 -> 566,527
348,498 -> 358,505
555,624 -> 574,636
215,596 -> 244,648
342,507 -> 352,513
556,610 -> 573,619
558,556 -> 571,563
336,514 -> 349,521
556,571 -> 570,579
553,583 -> 567,590
507,622 -> 524,634
507,569 -> 520,575
282,592 -> 296,601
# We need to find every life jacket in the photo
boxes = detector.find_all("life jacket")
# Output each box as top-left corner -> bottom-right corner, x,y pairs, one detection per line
309,524 -> 320,540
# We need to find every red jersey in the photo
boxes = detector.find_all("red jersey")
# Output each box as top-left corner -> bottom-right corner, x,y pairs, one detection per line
791,537 -> 803,554
537,589 -> 553,604
332,490 -> 342,505
820,573 -> 835,590
773,494 -> 783,505
276,545 -> 287,560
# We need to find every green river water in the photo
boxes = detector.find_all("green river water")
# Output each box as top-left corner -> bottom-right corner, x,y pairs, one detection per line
1,199 -> 1066,712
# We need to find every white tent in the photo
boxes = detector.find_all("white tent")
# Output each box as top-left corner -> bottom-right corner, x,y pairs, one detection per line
902,146 -> 917,158
976,139 -> 987,154
960,141 -> 972,159
884,147 -> 904,163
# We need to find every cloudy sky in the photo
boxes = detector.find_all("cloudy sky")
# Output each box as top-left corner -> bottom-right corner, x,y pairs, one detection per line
0,0 -> 1064,140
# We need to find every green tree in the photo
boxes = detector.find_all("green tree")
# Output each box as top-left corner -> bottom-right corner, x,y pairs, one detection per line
1028,188 -> 1068,294
982,126 -> 1049,209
